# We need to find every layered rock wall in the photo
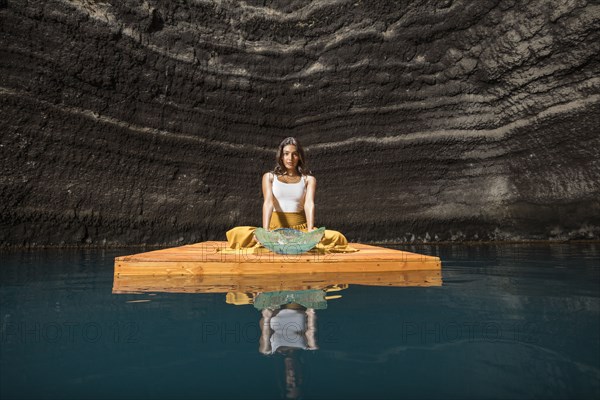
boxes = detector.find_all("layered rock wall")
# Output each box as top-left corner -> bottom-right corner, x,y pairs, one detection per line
1,0 -> 599,246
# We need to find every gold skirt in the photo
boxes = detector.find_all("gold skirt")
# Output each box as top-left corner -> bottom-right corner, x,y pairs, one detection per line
220,212 -> 358,254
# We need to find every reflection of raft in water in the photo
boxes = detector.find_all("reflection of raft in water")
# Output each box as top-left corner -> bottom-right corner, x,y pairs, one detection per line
113,241 -> 441,277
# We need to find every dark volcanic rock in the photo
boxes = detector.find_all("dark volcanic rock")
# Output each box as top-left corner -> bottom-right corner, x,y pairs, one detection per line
1,0 -> 599,246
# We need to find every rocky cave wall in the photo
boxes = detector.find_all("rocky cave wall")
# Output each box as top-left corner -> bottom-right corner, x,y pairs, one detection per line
1,0 -> 599,247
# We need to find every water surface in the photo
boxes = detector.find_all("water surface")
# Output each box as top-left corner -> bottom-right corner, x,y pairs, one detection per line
1,244 -> 599,399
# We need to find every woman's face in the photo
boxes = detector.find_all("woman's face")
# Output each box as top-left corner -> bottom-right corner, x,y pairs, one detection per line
282,144 -> 300,171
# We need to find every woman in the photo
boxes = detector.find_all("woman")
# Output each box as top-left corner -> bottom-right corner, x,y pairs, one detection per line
223,137 -> 357,253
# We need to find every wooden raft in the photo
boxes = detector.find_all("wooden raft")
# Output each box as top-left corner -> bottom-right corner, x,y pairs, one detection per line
114,241 -> 441,276
113,270 -> 442,294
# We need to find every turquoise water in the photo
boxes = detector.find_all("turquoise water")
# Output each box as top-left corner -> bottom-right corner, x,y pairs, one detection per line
1,244 -> 599,399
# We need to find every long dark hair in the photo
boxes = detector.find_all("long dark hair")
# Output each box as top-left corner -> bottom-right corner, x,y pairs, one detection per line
273,137 -> 311,176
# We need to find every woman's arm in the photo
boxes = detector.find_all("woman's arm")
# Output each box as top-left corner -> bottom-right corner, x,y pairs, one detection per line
262,172 -> 274,230
258,308 -> 273,355
304,176 -> 317,231
305,308 -> 318,350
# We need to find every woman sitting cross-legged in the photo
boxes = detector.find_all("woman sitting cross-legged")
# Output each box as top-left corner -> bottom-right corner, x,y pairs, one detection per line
221,137 -> 357,254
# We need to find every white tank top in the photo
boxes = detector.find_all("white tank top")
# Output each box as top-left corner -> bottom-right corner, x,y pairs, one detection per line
272,173 -> 306,213
269,308 -> 308,353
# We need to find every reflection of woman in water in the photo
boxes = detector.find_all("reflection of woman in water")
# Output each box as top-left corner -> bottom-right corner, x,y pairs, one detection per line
259,303 -> 318,355
259,304 -> 317,400
222,137 -> 357,253
256,289 -> 327,400
225,287 -> 343,398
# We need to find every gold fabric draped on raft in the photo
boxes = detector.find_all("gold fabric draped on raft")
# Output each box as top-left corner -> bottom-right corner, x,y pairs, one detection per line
220,211 -> 358,254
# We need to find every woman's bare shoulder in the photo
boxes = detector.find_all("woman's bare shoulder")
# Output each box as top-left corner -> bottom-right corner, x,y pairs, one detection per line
305,175 -> 316,184
263,172 -> 274,181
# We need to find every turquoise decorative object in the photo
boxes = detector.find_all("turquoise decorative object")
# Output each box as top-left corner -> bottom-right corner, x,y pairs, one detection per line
253,289 -> 328,310
254,227 -> 325,255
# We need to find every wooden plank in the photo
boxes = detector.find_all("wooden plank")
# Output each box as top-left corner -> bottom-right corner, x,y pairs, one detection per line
114,241 -> 441,276
112,270 -> 442,294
